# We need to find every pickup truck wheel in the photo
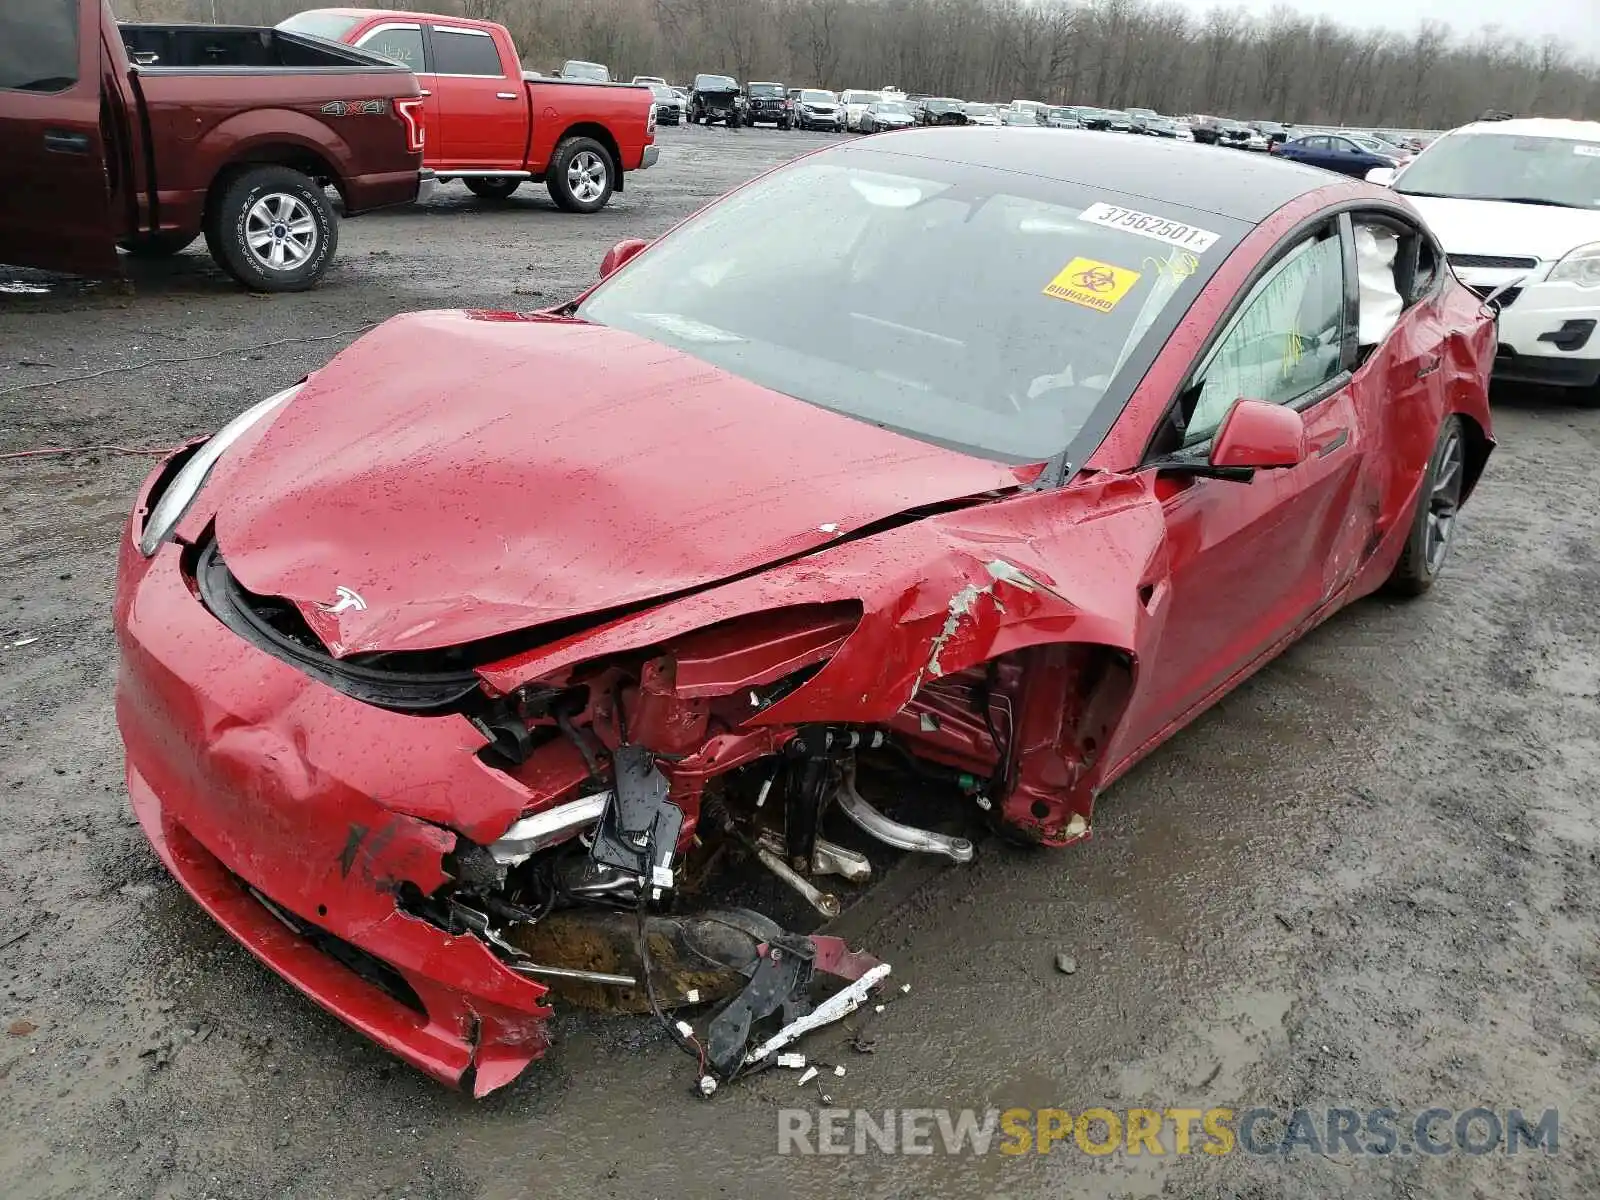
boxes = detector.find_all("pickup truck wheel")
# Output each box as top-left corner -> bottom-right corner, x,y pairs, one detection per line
205,166 -> 336,293
465,177 -> 522,200
120,232 -> 196,258
546,137 -> 615,213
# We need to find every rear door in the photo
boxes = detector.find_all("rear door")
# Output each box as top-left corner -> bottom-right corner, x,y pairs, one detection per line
424,22 -> 525,169
0,0 -> 120,274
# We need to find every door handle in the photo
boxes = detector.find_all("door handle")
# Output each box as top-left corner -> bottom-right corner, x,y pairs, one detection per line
1314,428 -> 1349,457
496,91 -> 517,100
43,129 -> 90,154
1416,354 -> 1441,378
418,88 -> 431,96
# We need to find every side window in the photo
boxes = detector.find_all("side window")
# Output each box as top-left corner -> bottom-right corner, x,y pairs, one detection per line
1183,232 -> 1346,446
1332,138 -> 1358,153
1353,213 -> 1443,351
0,0 -> 78,93
431,27 -> 504,77
1302,136 -> 1327,150
357,26 -> 424,71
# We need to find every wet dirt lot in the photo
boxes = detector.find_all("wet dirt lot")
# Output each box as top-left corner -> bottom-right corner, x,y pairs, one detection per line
2,126 -> 1597,1199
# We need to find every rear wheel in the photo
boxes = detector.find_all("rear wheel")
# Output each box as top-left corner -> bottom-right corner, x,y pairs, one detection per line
1387,415 -> 1465,597
204,165 -> 337,293
464,176 -> 521,200
545,137 -> 615,213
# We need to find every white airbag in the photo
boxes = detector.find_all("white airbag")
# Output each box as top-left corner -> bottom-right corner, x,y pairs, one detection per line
1356,224 -> 1402,346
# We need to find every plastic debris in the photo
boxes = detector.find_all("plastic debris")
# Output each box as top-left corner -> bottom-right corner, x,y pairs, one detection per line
798,1066 -> 818,1086
675,1020 -> 694,1039
833,1065 -> 846,1077
777,1052 -> 807,1069
698,1075 -> 718,1097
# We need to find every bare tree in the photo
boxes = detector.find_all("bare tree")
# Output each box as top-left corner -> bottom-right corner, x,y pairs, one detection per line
110,0 -> 1600,125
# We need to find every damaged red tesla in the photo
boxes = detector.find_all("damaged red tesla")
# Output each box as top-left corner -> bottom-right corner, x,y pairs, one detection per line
115,128 -> 1495,1094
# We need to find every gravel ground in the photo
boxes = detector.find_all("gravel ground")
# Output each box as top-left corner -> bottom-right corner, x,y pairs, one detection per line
1,126 -> 1597,1200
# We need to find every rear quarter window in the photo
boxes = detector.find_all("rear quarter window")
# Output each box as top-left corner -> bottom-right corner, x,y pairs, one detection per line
0,0 -> 77,93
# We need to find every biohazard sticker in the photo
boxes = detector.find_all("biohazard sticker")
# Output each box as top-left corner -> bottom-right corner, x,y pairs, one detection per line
1079,202 -> 1220,252
1043,257 -> 1142,312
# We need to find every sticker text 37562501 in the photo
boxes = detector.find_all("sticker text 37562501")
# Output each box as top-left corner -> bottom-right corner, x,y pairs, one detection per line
1079,202 -> 1220,253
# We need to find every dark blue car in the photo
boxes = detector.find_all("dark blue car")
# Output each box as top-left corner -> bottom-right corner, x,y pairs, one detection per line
1273,133 -> 1399,178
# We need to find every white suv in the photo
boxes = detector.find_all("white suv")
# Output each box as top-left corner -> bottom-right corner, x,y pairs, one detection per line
1369,117 -> 1600,393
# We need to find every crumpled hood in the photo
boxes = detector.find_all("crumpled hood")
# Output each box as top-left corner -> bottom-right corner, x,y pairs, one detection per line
209,310 -> 1024,657
1401,194 -> 1600,263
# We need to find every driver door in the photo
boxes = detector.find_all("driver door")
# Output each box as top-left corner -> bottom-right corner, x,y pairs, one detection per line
0,0 -> 120,276
1115,222 -> 1371,754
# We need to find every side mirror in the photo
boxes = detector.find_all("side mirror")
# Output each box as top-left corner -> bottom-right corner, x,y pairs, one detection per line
1210,399 -> 1308,471
599,237 -> 648,279
1365,166 -> 1396,186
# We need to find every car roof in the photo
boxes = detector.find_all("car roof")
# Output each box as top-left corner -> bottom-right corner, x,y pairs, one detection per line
1448,116 -> 1600,141
835,126 -> 1342,223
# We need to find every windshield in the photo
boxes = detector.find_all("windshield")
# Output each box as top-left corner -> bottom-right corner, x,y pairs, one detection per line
563,61 -> 608,81
275,11 -> 363,41
966,104 -> 997,117
1127,108 -> 1156,118
577,155 -> 1243,461
1396,133 -> 1600,209
749,83 -> 784,97
800,90 -> 835,103
649,84 -> 675,100
1149,118 -> 1175,131
696,74 -> 736,91
842,91 -> 881,104
873,101 -> 910,114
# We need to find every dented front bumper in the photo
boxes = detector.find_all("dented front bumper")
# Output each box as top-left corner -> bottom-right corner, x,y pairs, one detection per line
115,529 -> 555,1095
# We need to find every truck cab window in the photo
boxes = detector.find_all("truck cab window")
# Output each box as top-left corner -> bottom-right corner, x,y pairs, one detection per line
431,27 -> 503,77
358,27 -> 424,71
0,0 -> 79,93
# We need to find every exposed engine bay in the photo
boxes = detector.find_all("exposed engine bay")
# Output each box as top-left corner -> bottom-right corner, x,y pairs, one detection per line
189,529 -> 1140,1084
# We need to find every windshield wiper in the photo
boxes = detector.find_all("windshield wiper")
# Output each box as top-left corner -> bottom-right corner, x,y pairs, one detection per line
1398,188 -> 1578,209
1494,196 -> 1579,208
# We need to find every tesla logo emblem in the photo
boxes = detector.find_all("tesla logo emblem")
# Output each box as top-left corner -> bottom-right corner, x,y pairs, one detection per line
320,586 -> 367,614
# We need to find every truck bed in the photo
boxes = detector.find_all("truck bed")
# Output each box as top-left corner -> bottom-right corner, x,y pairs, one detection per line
118,23 -> 406,72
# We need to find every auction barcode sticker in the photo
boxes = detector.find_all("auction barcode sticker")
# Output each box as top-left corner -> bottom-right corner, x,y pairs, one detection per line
1079,202 -> 1220,252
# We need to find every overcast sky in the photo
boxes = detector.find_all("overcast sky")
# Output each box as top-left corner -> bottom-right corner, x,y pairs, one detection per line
1175,0 -> 1600,58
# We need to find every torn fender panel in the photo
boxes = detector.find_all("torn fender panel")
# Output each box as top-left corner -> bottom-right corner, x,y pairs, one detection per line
482,472 -> 1173,732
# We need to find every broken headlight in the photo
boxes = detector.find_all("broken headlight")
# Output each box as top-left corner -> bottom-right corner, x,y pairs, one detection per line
138,383 -> 302,556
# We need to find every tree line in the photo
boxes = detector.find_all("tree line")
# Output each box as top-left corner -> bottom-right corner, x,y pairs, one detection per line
115,0 -> 1600,128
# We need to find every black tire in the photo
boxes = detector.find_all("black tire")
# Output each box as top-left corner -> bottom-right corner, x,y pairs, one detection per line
464,176 -> 521,200
1387,415 -> 1466,597
203,165 -> 336,293
545,136 -> 615,214
119,231 -> 196,258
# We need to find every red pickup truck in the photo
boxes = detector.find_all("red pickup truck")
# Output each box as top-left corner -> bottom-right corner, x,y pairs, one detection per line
279,9 -> 658,212
0,0 -> 425,292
